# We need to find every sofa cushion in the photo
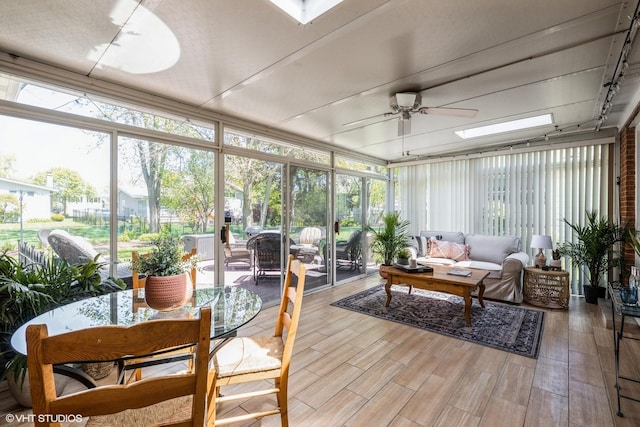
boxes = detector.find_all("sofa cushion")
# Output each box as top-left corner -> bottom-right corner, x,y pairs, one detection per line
455,260 -> 503,280
465,234 -> 520,265
419,230 -> 465,244
417,257 -> 456,266
410,235 -> 429,257
428,238 -> 469,261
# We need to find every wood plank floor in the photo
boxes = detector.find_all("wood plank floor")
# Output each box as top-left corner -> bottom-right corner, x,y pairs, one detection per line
1,274 -> 640,426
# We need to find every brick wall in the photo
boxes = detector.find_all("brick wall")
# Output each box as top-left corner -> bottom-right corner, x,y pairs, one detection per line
620,127 -> 636,273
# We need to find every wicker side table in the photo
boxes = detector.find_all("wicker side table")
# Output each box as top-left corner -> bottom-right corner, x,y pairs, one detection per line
523,267 -> 569,309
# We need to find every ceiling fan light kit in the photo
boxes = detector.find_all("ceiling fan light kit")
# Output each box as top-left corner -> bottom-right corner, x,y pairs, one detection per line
390,92 -> 422,112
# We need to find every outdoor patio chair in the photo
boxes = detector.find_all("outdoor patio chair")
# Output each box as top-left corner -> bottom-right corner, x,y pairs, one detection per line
335,229 -> 363,271
37,229 -> 51,247
246,232 -> 297,284
291,226 -> 322,262
224,232 -> 252,269
248,232 -> 283,284
47,229 -> 131,280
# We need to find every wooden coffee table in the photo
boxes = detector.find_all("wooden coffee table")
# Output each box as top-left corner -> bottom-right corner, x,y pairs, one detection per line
384,265 -> 490,326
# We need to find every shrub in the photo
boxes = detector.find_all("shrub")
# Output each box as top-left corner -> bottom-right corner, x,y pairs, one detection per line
50,213 -> 65,222
138,233 -> 161,242
27,218 -> 51,223
0,241 -> 15,252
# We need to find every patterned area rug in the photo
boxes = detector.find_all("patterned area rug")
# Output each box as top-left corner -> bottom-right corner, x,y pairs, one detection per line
331,285 -> 544,358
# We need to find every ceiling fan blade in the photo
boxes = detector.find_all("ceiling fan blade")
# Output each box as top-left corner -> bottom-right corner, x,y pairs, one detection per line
342,112 -> 394,127
419,107 -> 478,118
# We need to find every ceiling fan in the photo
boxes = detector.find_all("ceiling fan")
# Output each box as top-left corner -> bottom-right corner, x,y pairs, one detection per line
344,92 -> 478,136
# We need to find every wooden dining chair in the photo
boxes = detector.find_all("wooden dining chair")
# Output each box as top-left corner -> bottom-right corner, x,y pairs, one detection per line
127,248 -> 199,383
132,248 -> 198,290
26,307 -> 211,427
207,254 -> 306,426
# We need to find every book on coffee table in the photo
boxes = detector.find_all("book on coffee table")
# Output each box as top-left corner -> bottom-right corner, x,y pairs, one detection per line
448,269 -> 472,277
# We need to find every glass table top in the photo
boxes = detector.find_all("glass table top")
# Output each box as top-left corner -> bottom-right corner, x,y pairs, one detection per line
11,285 -> 262,356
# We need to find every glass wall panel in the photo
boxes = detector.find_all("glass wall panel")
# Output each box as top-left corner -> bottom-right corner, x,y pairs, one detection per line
0,115 -> 115,276
335,173 -> 365,281
225,127 -> 330,165
117,137 -> 216,287
0,72 -> 215,141
336,155 -> 387,176
223,153 -> 284,306
365,178 -> 387,270
289,165 -> 330,291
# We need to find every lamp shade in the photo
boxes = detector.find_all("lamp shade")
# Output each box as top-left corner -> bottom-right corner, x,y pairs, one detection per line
530,234 -> 553,249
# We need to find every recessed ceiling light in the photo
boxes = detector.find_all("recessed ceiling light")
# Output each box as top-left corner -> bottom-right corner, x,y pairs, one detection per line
270,0 -> 343,24
455,114 -> 554,139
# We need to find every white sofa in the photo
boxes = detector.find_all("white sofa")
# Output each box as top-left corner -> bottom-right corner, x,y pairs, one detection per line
408,231 -> 529,303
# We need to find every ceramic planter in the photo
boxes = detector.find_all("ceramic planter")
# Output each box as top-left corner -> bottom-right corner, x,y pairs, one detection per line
144,273 -> 193,311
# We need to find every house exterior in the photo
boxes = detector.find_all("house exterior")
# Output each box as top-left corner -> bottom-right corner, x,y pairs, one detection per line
0,177 -> 55,222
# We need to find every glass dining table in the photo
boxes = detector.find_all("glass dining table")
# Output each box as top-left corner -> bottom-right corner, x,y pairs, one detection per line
11,285 -> 262,387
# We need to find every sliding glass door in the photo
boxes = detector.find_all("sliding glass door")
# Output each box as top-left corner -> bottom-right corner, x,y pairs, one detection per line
334,173 -> 365,281
289,165 -> 330,291
223,153 -> 284,306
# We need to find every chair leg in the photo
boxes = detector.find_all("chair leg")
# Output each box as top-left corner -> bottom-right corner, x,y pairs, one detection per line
207,374 -> 217,425
276,378 -> 288,427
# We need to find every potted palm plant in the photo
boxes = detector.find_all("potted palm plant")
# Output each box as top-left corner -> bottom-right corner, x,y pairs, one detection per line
130,235 -> 200,311
0,251 -> 124,406
557,210 -> 628,304
367,212 -> 410,278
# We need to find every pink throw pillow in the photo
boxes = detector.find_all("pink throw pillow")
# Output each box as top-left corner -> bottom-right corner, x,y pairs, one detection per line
428,237 -> 469,261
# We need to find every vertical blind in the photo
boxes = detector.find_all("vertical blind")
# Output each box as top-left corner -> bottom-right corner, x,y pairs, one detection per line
397,143 -> 610,294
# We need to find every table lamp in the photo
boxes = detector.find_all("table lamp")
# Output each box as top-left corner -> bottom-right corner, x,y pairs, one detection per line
530,234 -> 553,268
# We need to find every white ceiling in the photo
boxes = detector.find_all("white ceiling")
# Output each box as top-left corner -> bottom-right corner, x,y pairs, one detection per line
1,0 -> 640,163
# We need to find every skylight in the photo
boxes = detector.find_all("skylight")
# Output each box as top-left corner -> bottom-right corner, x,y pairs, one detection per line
270,0 -> 343,24
455,114 -> 554,139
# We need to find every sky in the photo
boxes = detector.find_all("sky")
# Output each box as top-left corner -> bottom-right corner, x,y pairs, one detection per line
0,115 -> 111,192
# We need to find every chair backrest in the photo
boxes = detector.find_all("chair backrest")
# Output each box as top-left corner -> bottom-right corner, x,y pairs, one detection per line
37,229 -> 52,247
27,307 -> 212,427
132,248 -> 197,290
345,229 -> 363,256
298,227 -> 322,245
255,234 -> 282,270
47,230 -> 101,264
276,254 -> 306,375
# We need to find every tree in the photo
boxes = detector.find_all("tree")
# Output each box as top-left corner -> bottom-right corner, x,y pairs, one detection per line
163,150 -> 215,233
290,166 -> 327,226
0,154 -> 15,177
33,168 -> 96,215
0,193 -> 20,223
84,98 -> 214,234
224,136 -> 282,231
